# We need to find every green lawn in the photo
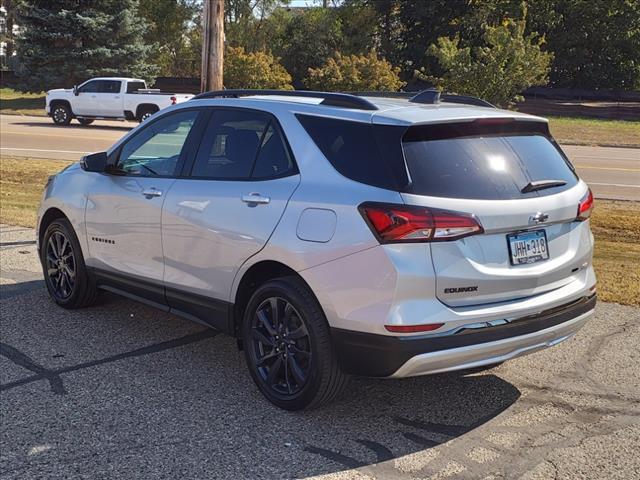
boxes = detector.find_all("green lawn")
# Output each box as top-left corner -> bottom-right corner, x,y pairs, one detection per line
547,116 -> 640,147
0,87 -> 46,116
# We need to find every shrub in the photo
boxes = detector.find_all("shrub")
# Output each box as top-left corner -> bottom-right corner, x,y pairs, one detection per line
304,51 -> 405,92
224,47 -> 293,90
418,18 -> 553,108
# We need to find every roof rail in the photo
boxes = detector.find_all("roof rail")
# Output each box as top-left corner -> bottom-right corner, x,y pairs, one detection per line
191,89 -> 379,111
408,89 -> 495,108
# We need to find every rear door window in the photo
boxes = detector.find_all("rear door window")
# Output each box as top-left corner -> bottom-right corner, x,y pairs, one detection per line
402,121 -> 578,199
98,80 -> 121,94
251,122 -> 295,179
126,81 -> 146,93
190,109 -> 296,180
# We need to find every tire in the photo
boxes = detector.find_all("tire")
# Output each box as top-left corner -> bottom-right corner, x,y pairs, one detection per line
242,276 -> 348,410
40,218 -> 97,309
137,108 -> 157,122
77,118 -> 94,126
51,104 -> 72,126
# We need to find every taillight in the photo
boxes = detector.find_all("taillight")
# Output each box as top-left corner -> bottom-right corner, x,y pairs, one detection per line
359,202 -> 483,243
170,96 -> 177,105
577,189 -> 594,221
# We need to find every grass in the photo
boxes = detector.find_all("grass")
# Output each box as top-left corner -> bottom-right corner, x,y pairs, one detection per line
0,87 -> 46,116
1,155 -> 639,306
0,156 -> 72,227
589,200 -> 640,306
547,116 -> 640,147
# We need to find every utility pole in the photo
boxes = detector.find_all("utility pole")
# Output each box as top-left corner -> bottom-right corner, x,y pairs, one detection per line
201,0 -> 224,92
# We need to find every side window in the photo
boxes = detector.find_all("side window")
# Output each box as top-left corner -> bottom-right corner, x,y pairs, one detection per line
251,122 -> 295,179
117,110 -> 199,177
99,80 -> 121,93
78,81 -> 99,93
191,110 -> 269,179
126,81 -> 146,93
296,114 -> 400,190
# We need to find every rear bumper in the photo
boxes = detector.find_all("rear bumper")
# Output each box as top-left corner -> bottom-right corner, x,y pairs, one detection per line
332,294 -> 596,377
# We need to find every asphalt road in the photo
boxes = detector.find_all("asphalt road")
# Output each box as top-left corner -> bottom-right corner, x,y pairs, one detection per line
0,114 -> 639,200
1,224 -> 639,479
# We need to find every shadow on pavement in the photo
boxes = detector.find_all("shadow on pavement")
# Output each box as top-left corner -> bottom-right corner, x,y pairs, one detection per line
0,283 -> 521,478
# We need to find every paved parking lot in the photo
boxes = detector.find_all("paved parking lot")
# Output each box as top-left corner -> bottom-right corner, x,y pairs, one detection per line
1,224 -> 639,480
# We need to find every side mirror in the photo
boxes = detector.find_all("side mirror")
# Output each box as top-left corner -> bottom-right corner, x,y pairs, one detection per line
73,85 -> 79,96
80,151 -> 108,172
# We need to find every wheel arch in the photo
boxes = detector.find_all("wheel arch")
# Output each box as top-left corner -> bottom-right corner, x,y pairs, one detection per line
232,260 -> 318,339
135,103 -> 159,119
38,207 -> 70,247
49,99 -> 73,114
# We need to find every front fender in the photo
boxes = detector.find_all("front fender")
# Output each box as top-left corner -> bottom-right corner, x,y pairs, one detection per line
37,163 -> 95,259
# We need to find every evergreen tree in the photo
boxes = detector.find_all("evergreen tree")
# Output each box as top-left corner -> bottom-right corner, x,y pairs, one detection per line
15,0 -> 157,92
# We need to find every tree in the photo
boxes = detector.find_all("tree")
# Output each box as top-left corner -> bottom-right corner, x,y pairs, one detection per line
305,50 -> 405,92
138,0 -> 199,77
225,0 -> 288,52
15,0 -> 157,92
527,0 -> 640,90
224,46 -> 293,89
270,7 -> 344,87
420,18 -> 552,107
347,0 -> 471,83
1,0 -> 24,68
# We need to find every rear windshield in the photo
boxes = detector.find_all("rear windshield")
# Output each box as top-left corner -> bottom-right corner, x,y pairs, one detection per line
402,121 -> 578,199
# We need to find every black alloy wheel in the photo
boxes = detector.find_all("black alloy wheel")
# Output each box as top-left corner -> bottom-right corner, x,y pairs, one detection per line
250,296 -> 312,397
45,230 -> 76,300
40,218 -> 97,309
243,277 -> 348,410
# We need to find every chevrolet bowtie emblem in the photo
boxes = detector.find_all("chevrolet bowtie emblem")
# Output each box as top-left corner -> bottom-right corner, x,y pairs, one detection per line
529,212 -> 549,224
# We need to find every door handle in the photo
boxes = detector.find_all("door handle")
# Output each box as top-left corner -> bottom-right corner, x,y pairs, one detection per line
142,188 -> 163,198
241,192 -> 270,205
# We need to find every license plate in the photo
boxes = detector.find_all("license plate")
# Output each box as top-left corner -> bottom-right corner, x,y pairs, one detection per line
507,230 -> 549,265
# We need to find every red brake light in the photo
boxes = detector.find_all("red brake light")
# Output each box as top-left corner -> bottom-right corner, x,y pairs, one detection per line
170,96 -> 177,105
359,203 -> 483,243
385,323 -> 445,333
577,189 -> 594,221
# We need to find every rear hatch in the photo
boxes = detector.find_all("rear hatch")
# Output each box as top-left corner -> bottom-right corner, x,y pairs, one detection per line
399,119 -> 592,307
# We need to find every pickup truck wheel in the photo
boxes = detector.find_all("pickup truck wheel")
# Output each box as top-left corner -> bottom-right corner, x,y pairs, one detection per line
242,276 -> 348,410
77,118 -> 94,126
137,108 -> 157,122
51,104 -> 72,126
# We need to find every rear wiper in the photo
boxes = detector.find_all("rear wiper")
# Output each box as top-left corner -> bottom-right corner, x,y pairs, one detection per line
521,179 -> 567,193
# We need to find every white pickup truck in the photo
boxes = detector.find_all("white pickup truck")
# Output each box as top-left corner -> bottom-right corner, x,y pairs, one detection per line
45,77 -> 194,126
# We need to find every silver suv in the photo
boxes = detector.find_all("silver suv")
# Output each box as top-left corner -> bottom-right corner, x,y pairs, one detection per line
37,90 -> 597,410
